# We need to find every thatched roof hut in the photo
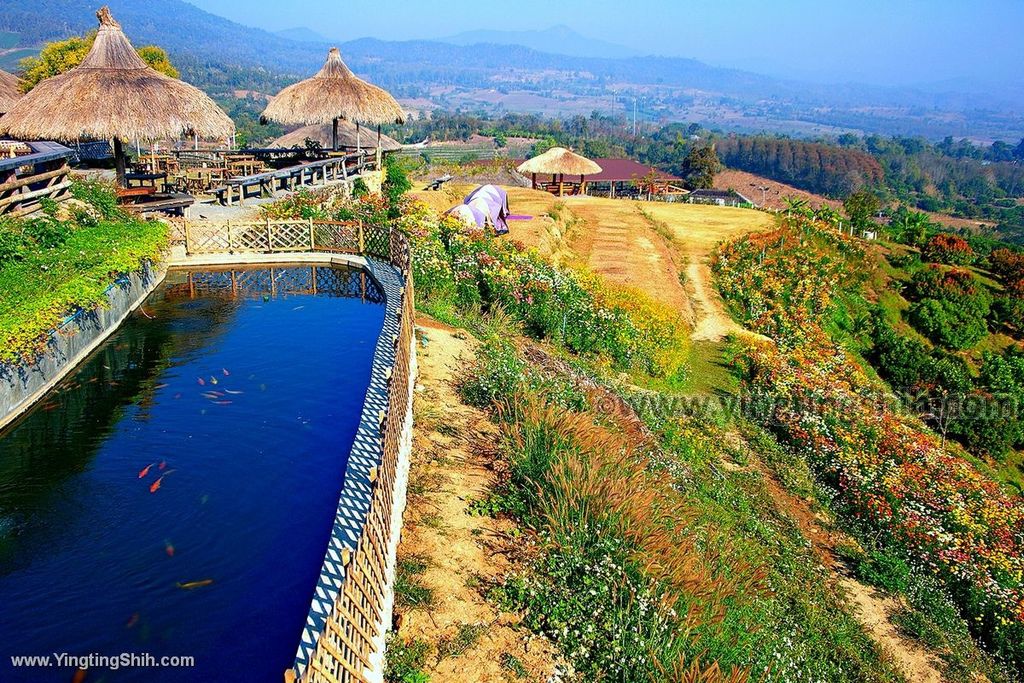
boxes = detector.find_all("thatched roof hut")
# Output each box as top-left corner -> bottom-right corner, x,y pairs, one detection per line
517,147 -> 602,177
0,6 -> 233,185
0,69 -> 21,115
272,121 -> 402,152
262,48 -> 404,152
517,147 -> 602,196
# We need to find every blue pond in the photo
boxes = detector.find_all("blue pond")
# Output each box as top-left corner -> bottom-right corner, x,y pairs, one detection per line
0,265 -> 385,682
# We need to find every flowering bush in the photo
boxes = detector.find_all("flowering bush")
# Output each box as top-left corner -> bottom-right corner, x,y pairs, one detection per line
714,218 -> 1024,669
401,200 -> 688,377
923,233 -> 976,266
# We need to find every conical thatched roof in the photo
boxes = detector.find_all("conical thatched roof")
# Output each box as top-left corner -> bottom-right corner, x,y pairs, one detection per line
0,7 -> 233,142
272,121 -> 402,151
0,69 -> 20,115
262,48 -> 405,127
517,147 -> 602,176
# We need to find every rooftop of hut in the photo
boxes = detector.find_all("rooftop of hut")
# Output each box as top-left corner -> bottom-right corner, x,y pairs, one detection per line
0,69 -> 20,115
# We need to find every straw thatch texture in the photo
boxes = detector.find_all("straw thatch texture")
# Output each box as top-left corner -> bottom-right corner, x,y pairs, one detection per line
272,121 -> 402,151
263,48 -> 405,127
0,7 -> 233,142
517,147 -> 602,176
0,69 -> 20,115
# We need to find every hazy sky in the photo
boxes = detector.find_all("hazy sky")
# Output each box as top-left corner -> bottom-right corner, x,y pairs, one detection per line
186,0 -> 1023,87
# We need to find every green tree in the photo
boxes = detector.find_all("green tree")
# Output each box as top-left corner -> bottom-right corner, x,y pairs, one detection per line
681,144 -> 720,189
843,190 -> 881,229
19,32 -> 178,91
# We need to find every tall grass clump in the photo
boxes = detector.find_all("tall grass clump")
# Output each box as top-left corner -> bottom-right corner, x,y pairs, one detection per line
459,341 -> 749,682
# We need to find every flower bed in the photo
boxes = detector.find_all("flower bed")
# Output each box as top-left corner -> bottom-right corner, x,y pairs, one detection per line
713,218 -> 1024,668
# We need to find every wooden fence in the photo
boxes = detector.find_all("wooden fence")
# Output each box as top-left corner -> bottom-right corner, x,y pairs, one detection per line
184,219 -> 408,269
0,141 -> 75,218
182,220 -> 414,682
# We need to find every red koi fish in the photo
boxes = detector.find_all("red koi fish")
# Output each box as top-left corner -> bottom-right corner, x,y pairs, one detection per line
138,463 -> 155,479
222,368 -> 230,376
164,541 -> 175,557
197,377 -> 205,386
150,470 -> 176,493
72,668 -> 87,683
158,461 -> 167,471
213,400 -> 232,406
125,612 -> 140,629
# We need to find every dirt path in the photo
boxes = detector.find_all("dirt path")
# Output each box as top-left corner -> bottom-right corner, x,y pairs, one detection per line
727,433 -> 946,683
391,318 -> 558,682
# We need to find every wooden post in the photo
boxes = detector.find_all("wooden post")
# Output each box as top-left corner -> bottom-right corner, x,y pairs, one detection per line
227,221 -> 233,252
184,219 -> 192,254
558,173 -> 564,197
113,137 -> 127,188
308,217 -> 315,250
376,125 -> 382,169
358,223 -> 365,254
532,172 -> 537,190
332,117 -> 340,152
266,217 -> 272,252
356,122 -> 361,154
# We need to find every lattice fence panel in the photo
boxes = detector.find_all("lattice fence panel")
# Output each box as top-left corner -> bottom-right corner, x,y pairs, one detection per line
312,222 -> 360,253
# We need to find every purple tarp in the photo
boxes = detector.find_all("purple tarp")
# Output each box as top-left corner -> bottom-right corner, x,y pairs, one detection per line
454,184 -> 511,235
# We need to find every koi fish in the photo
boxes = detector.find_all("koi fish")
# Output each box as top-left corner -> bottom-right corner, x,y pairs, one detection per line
222,368 -> 230,376
158,461 -> 167,470
164,541 -> 175,557
213,400 -> 232,406
155,383 -> 169,390
125,612 -> 140,629
149,477 -> 163,493
201,392 -> 220,400
176,579 -> 214,590
209,377 -> 218,385
224,389 -> 244,395
138,463 -> 155,479
197,377 -> 205,386
72,668 -> 87,683
173,393 -> 182,400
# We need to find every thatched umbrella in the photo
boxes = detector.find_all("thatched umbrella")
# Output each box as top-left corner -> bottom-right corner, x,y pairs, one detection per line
271,121 -> 402,152
0,69 -> 21,116
262,47 -> 404,154
517,147 -> 602,196
0,7 -> 233,186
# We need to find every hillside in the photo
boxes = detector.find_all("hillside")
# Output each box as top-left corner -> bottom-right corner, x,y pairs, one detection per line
1,1 -> 1022,139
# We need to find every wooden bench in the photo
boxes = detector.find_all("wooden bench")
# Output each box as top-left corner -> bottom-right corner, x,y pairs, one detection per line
123,193 -> 194,217
117,186 -> 157,203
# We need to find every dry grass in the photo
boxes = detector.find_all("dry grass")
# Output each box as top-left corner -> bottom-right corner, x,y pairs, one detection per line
0,7 -> 233,142
263,48 -> 404,127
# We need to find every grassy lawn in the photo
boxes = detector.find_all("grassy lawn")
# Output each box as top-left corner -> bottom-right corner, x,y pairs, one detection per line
0,184 -> 168,362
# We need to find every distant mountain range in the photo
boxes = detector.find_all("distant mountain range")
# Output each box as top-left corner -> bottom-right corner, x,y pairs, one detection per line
440,25 -> 642,59
0,0 -> 1021,140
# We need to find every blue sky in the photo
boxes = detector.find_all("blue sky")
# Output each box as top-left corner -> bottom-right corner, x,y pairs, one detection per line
186,0 -> 1024,87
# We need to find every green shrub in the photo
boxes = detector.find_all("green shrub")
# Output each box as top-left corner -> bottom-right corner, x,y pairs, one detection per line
384,635 -> 431,683
909,296 -> 990,350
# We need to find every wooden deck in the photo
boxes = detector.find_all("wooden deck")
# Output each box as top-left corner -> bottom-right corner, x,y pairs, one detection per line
0,141 -> 75,218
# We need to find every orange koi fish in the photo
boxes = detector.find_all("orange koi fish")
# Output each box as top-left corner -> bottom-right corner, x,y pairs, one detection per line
176,578 -> 214,590
138,463 -> 155,479
149,477 -> 163,493
164,541 -> 175,557
71,668 -> 87,683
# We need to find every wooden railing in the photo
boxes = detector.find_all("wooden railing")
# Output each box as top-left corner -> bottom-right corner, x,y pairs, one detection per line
184,219 -> 409,271
181,221 -> 414,682
0,141 -> 75,218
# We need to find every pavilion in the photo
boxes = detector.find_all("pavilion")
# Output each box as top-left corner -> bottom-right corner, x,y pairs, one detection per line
0,69 -> 20,116
517,147 -> 601,196
262,48 -> 405,158
0,7 -> 233,188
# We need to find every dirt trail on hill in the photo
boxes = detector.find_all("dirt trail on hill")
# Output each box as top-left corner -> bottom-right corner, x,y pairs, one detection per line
392,318 -> 559,682
727,433 -> 947,683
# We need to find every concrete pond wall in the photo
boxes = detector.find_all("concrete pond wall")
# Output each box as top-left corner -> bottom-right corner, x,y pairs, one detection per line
0,261 -> 165,432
